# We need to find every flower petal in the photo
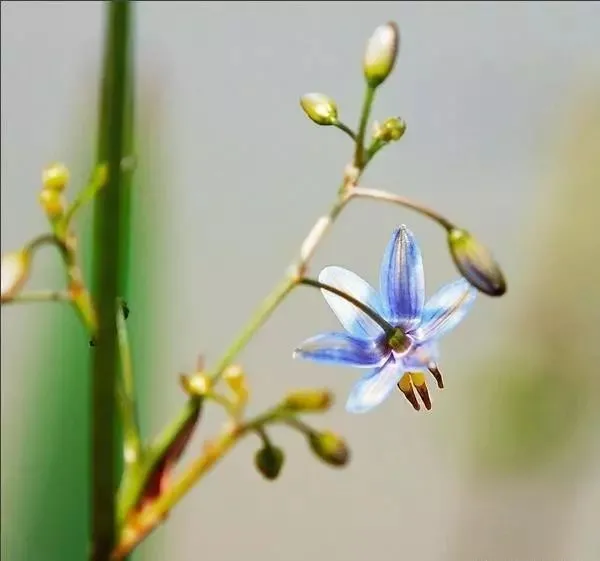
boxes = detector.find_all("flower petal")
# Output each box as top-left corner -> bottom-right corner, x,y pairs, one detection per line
379,226 -> 425,329
403,341 -> 440,369
319,266 -> 385,339
418,278 -> 476,342
293,332 -> 388,368
345,356 -> 404,414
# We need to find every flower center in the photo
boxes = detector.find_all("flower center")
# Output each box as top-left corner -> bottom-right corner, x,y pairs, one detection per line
387,327 -> 411,354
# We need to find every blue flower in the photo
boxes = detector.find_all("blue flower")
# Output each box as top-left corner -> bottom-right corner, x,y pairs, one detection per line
293,225 -> 477,414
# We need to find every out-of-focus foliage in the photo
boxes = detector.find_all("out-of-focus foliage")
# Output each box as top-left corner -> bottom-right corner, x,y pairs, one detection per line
462,90 -> 600,475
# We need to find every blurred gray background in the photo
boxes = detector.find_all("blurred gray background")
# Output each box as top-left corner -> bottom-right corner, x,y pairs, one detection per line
2,2 -> 600,561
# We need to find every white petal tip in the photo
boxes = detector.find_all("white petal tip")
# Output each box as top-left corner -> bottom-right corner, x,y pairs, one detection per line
345,402 -> 372,414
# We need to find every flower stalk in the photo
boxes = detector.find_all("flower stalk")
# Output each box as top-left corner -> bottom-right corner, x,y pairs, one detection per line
89,2 -> 134,560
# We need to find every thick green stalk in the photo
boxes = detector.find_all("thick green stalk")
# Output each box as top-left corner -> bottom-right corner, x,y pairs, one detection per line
90,2 -> 133,560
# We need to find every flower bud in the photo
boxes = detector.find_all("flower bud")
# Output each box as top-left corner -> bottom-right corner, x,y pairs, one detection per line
363,22 -> 399,88
223,364 -> 249,405
254,445 -> 285,480
300,93 -> 339,126
448,228 -> 507,297
308,431 -> 350,467
282,389 -> 333,413
1,249 -> 31,303
373,117 -> 406,143
42,162 -> 70,192
180,372 -> 212,397
39,188 -> 65,219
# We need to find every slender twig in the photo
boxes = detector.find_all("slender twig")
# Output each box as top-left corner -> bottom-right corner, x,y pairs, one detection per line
333,121 -> 357,141
209,191 -> 353,383
299,277 -> 394,335
62,164 -> 109,229
350,186 -> 455,230
25,233 -> 98,334
354,85 -> 377,167
4,290 -> 70,305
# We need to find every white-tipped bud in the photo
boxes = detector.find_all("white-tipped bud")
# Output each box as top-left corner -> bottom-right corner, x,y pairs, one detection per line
300,93 -> 339,126
363,22 -> 399,88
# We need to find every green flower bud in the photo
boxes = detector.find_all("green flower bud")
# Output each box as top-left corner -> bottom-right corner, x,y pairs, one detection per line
373,117 -> 406,143
39,188 -> 66,220
223,364 -> 249,407
254,445 -> 285,480
363,22 -> 399,88
300,93 -> 339,126
448,228 -> 507,297
42,162 -> 70,192
282,389 -> 333,413
179,372 -> 212,397
308,431 -> 350,467
1,249 -> 31,303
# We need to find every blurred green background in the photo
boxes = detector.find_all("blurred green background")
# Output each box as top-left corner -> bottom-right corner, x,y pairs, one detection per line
2,2 -> 599,561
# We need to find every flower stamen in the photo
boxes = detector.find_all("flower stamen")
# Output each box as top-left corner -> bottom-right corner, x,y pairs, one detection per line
427,362 -> 444,389
397,373 -> 420,411
409,372 -> 431,411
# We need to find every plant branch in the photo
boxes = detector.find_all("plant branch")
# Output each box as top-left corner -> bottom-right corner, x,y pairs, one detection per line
354,85 -> 377,168
333,121 -> 357,141
299,277 -> 394,335
3,290 -> 71,305
62,164 -> 109,230
111,407 -> 283,560
350,186 -> 456,231
209,190 -> 353,383
25,233 -> 98,334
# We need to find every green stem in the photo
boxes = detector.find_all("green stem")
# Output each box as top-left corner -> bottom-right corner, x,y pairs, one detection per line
364,138 -> 385,164
210,275 -> 297,381
116,299 -> 142,466
26,233 -> 98,334
4,290 -> 70,305
299,277 -> 394,335
350,186 -> 455,231
333,120 -> 357,141
90,2 -> 133,560
354,85 -> 377,168
62,163 -> 109,229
